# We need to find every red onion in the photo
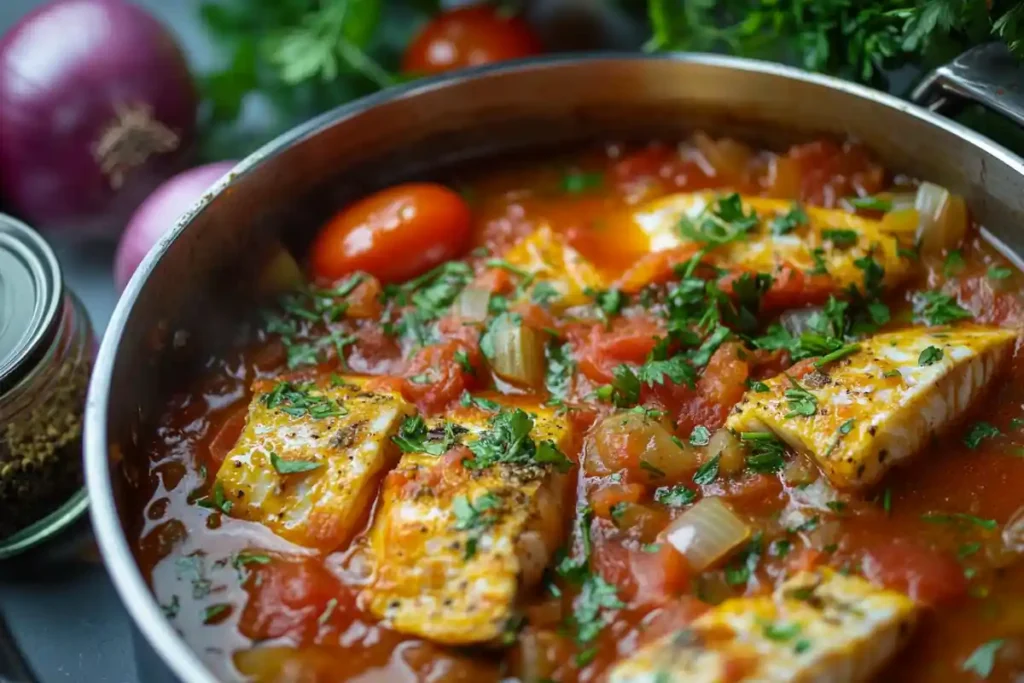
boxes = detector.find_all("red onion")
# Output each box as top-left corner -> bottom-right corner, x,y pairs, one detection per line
0,0 -> 197,238
114,161 -> 235,292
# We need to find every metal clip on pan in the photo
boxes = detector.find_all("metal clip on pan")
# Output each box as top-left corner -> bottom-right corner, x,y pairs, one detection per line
912,42 -> 1024,127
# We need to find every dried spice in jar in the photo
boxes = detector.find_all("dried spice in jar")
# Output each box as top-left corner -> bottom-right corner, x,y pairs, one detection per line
0,215 -> 95,545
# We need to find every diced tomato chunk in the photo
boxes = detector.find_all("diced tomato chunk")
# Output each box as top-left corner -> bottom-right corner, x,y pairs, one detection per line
861,539 -> 968,606
401,340 -> 477,413
786,140 -> 885,207
570,317 -> 664,384
616,245 -> 704,293
239,557 -> 354,644
590,483 -> 646,520
208,402 -> 248,467
593,538 -> 690,607
676,343 -> 749,433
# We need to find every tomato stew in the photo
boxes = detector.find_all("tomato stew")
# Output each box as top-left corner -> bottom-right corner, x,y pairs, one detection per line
132,135 -> 1024,682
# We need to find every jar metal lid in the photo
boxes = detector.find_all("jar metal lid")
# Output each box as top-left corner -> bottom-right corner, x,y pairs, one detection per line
0,213 -> 63,396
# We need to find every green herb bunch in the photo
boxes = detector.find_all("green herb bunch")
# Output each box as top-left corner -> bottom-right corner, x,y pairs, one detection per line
647,0 -> 1024,85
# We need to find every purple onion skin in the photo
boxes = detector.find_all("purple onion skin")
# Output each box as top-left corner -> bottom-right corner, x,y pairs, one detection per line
114,161 -> 236,292
0,0 -> 198,238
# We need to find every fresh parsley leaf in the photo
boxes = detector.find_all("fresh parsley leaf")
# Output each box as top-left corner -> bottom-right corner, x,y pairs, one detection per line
783,375 -> 818,418
270,452 -> 322,474
637,354 -> 697,389
808,248 -> 829,275
963,422 -> 1000,449
531,280 -> 560,306
821,228 -> 858,248
545,341 -> 575,400
599,364 -> 642,407
921,512 -> 998,530
944,249 -> 965,276
692,454 -> 721,485
741,432 -> 787,473
464,409 -> 571,472
770,203 -> 808,235
261,382 -> 346,419
914,291 -> 973,326
453,492 -> 501,559
962,638 -> 1004,678
848,195 -> 892,211
987,266 -> 1012,280
392,415 -> 463,456
454,349 -> 473,373
562,171 -> 604,194
690,425 -> 711,446
678,193 -> 759,246
654,485 -> 697,507
918,345 -> 943,366
459,391 -> 500,412
202,603 -> 232,624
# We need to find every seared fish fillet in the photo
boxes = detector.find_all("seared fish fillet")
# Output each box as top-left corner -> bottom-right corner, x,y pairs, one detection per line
215,377 -> 413,550
502,225 -> 607,308
627,193 -> 911,292
365,402 -> 573,645
727,326 -> 1017,489
609,568 -> 918,683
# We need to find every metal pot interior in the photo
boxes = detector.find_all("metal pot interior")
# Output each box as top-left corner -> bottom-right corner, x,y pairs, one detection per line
84,53 -> 1024,683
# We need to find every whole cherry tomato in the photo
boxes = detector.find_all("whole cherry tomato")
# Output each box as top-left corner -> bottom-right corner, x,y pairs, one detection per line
402,5 -> 542,76
309,182 -> 472,284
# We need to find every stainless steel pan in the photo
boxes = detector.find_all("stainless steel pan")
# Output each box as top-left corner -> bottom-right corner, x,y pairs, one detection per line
83,48 -> 1024,683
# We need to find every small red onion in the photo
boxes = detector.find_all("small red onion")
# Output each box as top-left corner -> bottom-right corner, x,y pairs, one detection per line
0,0 -> 197,237
114,161 -> 235,292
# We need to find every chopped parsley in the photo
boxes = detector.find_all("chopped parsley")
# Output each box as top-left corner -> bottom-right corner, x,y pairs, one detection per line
921,512 -> 998,530
770,203 -> 808,235
678,193 -> 759,246
962,639 -> 1005,678
269,452 -> 322,474
464,409 -> 572,472
640,460 -> 666,478
918,345 -> 943,366
202,603 -> 232,624
383,261 -> 473,343
914,291 -> 973,326
725,532 -> 763,586
392,415 -> 464,456
944,250 -> 965,276
570,574 -> 625,662
821,228 -> 858,248
690,425 -> 711,446
596,364 -> 642,407
588,287 -> 627,321
261,382 -> 346,419
160,595 -> 180,619
196,481 -> 233,514
562,170 -> 604,194
741,432 -> 787,473
453,492 -> 501,559
812,343 -> 860,368
531,281 -> 560,306
654,485 -> 697,507
545,341 -> 575,400
847,195 -> 892,211
987,266 -> 1012,280
692,454 -> 721,485
808,247 -> 829,275
453,349 -> 473,373
963,422 -> 1000,449
824,418 -> 857,457
318,598 -> 339,626
783,375 -> 818,418
459,391 -> 500,412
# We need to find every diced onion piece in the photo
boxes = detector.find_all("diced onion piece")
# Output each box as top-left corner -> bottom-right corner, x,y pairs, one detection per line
783,455 -> 819,486
1004,505 -> 1024,554
490,317 -> 546,388
692,132 -> 753,181
662,497 -> 751,572
584,412 -> 701,479
914,182 -> 969,256
879,207 -> 920,235
256,246 -> 303,295
707,428 -> 744,475
456,286 -> 490,322
780,306 -> 824,337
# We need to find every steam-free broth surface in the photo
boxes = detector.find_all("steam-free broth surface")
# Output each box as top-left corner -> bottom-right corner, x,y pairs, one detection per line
133,137 -> 1024,682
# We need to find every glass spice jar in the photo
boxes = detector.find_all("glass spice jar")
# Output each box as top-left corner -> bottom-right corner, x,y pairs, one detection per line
0,214 -> 95,555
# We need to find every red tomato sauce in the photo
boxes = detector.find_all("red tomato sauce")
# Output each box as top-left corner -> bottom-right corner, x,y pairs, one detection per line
131,136 -> 1024,682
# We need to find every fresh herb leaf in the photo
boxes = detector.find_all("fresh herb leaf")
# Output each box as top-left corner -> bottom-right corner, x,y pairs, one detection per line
741,432 -> 787,473
654,485 -> 697,507
678,193 -> 759,247
963,422 -> 1000,449
848,196 -> 892,211
783,375 -> 818,418
460,391 -> 500,412
944,250 -> 965,276
918,345 -> 943,366
261,382 -> 346,419
692,454 -> 721,485
921,512 -> 998,530
690,425 -> 712,446
465,409 -> 571,472
962,639 -> 1005,678
202,603 -> 232,624
770,204 -> 808,235
987,266 -> 1012,280
392,415 -> 463,456
914,291 -> 973,326
270,452 -> 322,474
562,171 -> 604,194
821,228 -> 858,248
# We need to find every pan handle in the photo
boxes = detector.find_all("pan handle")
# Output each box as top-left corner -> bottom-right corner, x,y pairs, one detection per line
911,42 -> 1024,126
0,615 -> 36,683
